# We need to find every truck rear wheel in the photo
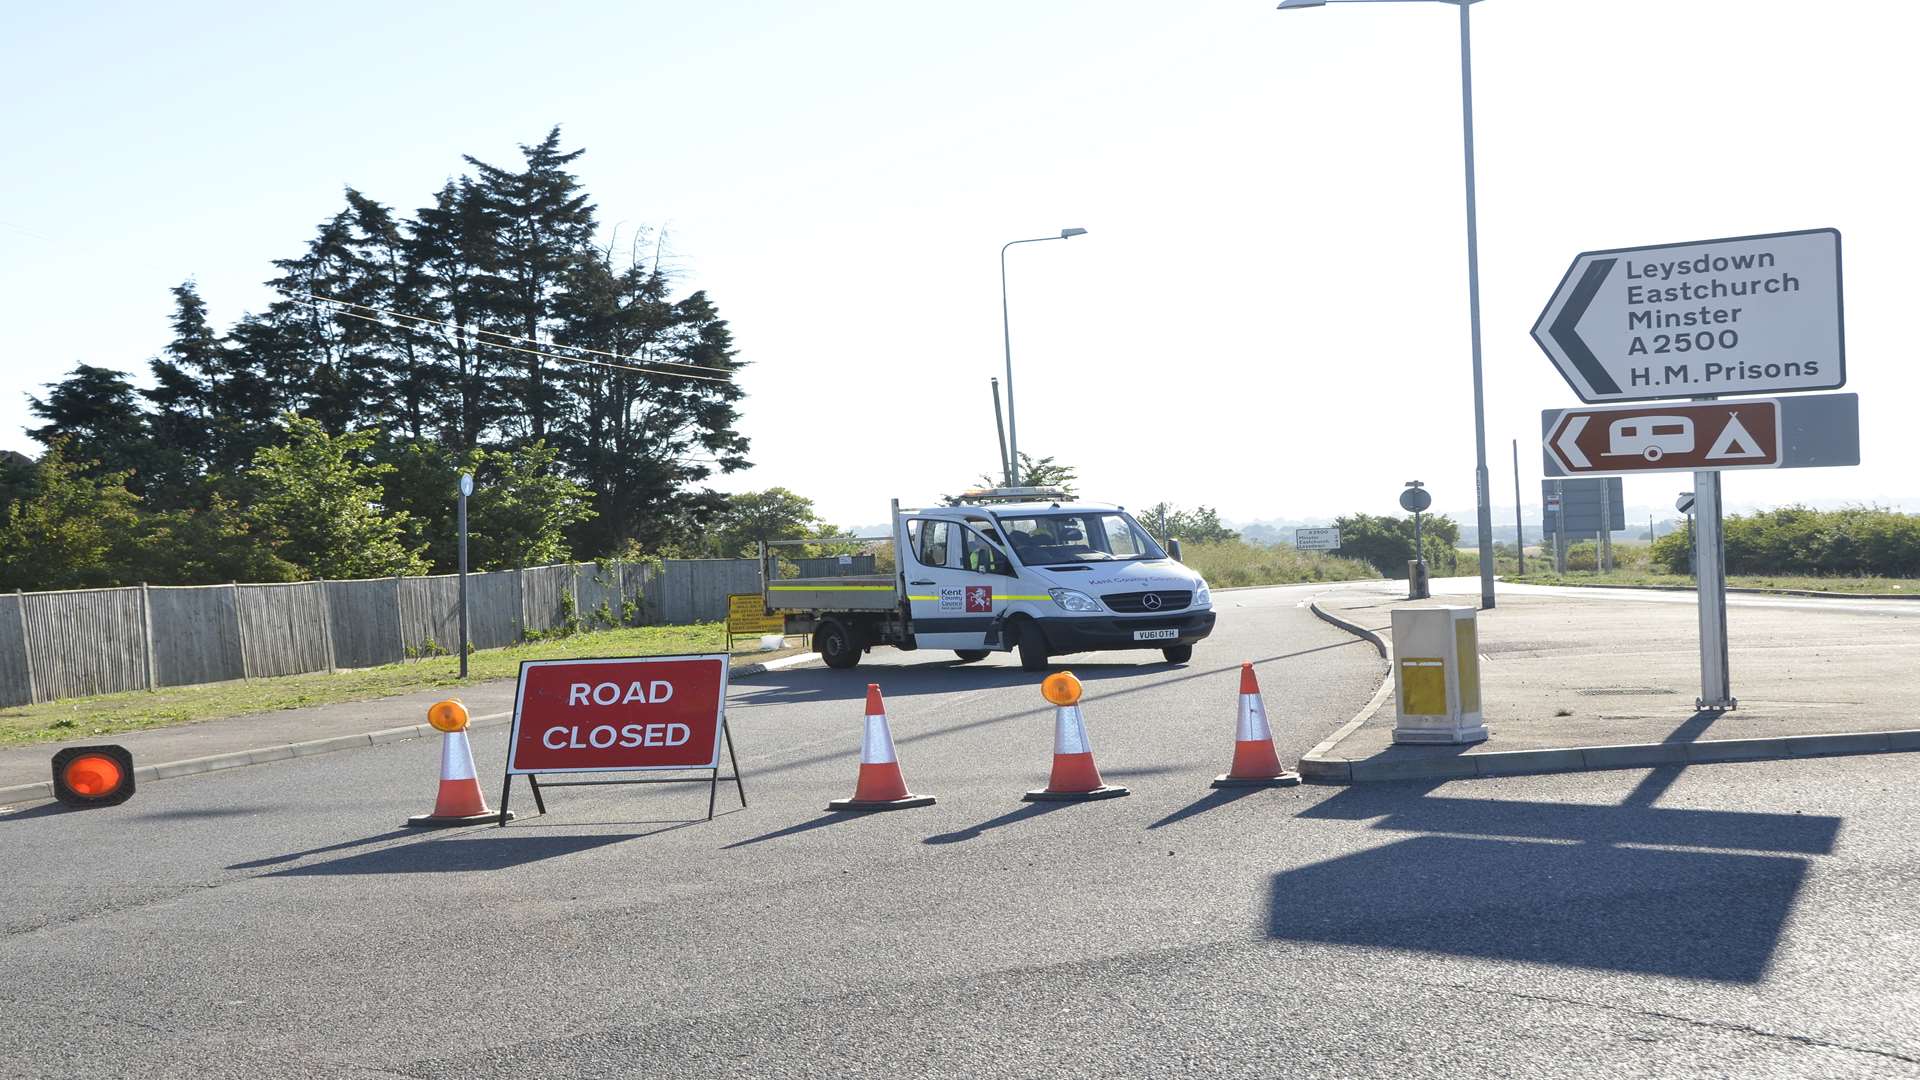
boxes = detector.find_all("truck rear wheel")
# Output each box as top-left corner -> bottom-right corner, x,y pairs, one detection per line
1015,621 -> 1050,672
1161,644 -> 1194,665
953,650 -> 991,663
816,619 -> 861,670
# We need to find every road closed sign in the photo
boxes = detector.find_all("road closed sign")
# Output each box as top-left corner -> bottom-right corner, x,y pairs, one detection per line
1532,229 -> 1843,403
506,655 -> 729,774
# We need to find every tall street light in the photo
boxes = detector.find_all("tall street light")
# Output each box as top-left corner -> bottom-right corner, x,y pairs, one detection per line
1277,0 -> 1497,609
1001,227 -> 1088,487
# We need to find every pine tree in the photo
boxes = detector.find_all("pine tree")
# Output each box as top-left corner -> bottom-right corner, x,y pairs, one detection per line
464,126 -> 598,443
410,179 -> 497,448
27,365 -> 153,488
265,209 -> 383,433
343,188 -> 441,441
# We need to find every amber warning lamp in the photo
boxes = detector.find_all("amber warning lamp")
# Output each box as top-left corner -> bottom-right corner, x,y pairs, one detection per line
51,745 -> 135,807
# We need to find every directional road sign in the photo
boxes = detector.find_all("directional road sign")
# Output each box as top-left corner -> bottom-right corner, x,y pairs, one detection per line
1532,229 -> 1843,403
1541,393 -> 1859,478
1540,478 -> 1623,535
1294,527 -> 1340,552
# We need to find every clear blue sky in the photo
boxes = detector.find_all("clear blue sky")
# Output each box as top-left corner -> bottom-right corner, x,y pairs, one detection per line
4,0 -> 1915,528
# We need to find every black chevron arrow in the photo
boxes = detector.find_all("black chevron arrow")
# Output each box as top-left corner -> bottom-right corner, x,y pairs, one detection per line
1549,257 -> 1621,398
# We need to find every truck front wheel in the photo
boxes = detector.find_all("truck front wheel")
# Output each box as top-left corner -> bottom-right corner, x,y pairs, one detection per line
816,619 -> 861,670
1015,621 -> 1050,672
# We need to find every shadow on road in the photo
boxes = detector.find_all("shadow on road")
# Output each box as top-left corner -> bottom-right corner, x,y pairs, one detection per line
265,832 -> 639,876
1147,785 -> 1264,830
924,800 -> 1071,845
133,805 -> 271,822
0,801 -> 77,822
725,812 -> 869,849
1269,770 -> 1841,983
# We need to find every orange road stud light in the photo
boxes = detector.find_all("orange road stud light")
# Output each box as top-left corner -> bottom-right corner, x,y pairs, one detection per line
51,745 -> 135,807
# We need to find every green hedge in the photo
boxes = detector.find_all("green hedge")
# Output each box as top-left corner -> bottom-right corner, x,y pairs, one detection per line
1651,506 -> 1920,577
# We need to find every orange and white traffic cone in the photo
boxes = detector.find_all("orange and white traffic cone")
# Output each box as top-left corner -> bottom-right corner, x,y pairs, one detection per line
407,699 -> 514,826
1023,671 -> 1129,802
1212,663 -> 1300,788
827,685 -> 935,812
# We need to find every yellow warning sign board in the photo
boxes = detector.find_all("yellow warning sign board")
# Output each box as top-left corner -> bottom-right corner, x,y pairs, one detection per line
727,594 -> 786,636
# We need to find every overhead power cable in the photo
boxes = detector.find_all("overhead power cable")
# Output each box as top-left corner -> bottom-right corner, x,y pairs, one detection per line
304,292 -> 737,376
287,298 -> 734,386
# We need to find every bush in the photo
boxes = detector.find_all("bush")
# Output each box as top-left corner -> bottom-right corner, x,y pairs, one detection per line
1333,512 -> 1459,579
1650,506 -> 1920,577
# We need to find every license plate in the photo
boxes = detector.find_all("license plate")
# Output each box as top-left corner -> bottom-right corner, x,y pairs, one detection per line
1132,628 -> 1179,642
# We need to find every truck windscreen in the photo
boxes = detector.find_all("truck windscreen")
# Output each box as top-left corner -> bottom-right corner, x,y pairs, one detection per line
995,512 -> 1166,564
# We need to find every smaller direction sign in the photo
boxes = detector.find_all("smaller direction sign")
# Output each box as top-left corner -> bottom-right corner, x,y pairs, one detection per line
1676,492 -> 1695,515
1294,527 -> 1340,552
1542,393 -> 1858,478
1546,400 -> 1779,476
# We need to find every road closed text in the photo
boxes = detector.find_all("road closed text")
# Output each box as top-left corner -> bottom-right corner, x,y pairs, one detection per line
567,680 -> 675,706
540,721 -> 691,749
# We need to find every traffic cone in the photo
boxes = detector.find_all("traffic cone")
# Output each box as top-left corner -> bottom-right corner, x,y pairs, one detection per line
1212,663 -> 1300,788
1023,672 -> 1129,802
407,699 -> 514,826
827,685 -> 935,812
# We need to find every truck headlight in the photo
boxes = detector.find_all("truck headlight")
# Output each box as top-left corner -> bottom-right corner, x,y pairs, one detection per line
1193,582 -> 1212,608
1049,588 -> 1101,613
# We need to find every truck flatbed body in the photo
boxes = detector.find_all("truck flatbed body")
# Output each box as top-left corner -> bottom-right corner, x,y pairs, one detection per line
764,574 -> 898,611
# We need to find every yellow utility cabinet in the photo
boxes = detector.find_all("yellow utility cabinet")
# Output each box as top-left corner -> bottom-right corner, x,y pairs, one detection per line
1391,606 -> 1487,745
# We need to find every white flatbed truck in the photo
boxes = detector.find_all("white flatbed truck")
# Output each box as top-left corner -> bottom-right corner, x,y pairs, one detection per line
759,489 -> 1215,671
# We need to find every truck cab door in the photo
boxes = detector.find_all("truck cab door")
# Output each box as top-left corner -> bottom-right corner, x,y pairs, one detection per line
903,517 -> 1005,651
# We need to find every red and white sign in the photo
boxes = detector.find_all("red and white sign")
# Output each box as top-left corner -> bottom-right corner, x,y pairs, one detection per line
1544,399 -> 1781,476
964,585 -> 993,613
506,655 -> 729,774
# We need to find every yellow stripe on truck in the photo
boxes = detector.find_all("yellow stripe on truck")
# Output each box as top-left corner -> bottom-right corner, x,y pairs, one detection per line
901,595 -> 1052,602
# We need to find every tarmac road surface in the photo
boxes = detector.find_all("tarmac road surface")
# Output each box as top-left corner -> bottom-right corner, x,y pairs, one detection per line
3,582 -> 1917,1079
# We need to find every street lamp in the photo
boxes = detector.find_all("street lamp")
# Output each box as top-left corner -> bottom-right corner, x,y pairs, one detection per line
1000,227 -> 1088,487
1277,0 -> 1497,610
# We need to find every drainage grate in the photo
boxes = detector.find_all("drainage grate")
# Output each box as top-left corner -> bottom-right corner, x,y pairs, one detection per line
1575,687 -> 1678,697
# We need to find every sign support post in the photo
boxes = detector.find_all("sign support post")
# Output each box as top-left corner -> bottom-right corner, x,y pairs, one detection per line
1693,471 -> 1734,710
1553,480 -> 1566,574
1511,439 -> 1525,577
1599,481 -> 1612,573
457,473 -> 473,679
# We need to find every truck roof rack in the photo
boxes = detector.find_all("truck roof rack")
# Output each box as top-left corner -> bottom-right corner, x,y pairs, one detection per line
953,486 -> 1072,504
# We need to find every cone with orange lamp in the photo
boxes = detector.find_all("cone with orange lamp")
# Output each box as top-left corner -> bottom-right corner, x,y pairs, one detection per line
406,699 -> 514,826
827,684 -> 935,812
1022,671 -> 1129,802
1211,662 -> 1301,788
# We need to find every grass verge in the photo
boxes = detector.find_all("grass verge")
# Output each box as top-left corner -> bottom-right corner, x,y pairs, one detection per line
1,622 -> 797,749
1183,540 -> 1381,588
1506,570 -> 1920,595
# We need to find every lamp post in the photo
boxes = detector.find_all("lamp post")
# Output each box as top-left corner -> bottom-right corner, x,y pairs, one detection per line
1277,0 -> 1496,610
1000,227 -> 1088,487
